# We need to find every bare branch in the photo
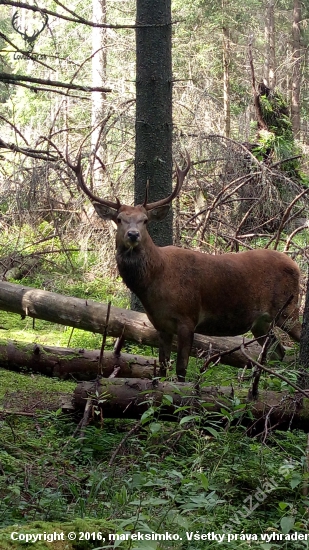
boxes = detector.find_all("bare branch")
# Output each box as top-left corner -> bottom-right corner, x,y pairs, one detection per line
0,136 -> 58,161
0,0 -> 174,29
0,72 -> 111,93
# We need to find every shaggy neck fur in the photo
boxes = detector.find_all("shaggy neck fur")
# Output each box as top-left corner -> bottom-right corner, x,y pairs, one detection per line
116,234 -> 163,298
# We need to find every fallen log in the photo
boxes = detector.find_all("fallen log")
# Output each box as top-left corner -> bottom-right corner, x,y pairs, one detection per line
0,280 -> 263,369
72,378 -> 309,430
0,339 -> 155,380
1,377 -> 309,431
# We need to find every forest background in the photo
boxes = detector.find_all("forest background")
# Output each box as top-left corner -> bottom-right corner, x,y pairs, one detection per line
0,0 -> 309,548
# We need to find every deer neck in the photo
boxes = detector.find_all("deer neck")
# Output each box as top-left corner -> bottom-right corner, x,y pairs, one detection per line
116,233 -> 163,297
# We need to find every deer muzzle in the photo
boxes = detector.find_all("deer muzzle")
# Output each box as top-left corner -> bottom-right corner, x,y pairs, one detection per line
125,230 -> 140,248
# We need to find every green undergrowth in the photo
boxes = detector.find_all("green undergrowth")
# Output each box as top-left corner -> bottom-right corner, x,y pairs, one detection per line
0,395 -> 308,548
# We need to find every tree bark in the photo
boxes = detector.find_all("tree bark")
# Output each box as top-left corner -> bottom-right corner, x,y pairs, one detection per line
73,378 -> 309,430
248,40 -> 268,131
133,0 -> 173,311
91,0 -> 107,188
3,377 -> 309,431
264,0 -> 276,89
299,267 -> 309,387
222,1 -> 231,138
0,281 -> 262,369
0,339 -> 155,380
291,0 -> 302,138
134,0 -> 173,243
3,379 -> 309,432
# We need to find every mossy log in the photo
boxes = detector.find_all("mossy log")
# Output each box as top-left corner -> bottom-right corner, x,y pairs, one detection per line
73,378 -> 309,431
2,376 -> 309,431
0,281 -> 262,370
0,339 -> 155,380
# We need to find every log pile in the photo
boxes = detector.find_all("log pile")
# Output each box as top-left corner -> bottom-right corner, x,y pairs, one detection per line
0,280 -> 261,369
0,281 -> 306,432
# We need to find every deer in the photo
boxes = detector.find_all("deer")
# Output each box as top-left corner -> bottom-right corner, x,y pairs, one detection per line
69,152 -> 302,381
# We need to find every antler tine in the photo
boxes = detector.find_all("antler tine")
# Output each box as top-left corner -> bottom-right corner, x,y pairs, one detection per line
69,152 -> 121,211
142,179 -> 150,208
144,150 -> 191,211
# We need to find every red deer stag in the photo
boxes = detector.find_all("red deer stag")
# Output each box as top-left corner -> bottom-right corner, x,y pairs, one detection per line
69,153 -> 301,381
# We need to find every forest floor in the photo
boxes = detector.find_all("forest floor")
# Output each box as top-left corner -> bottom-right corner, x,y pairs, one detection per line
0,263 -> 308,550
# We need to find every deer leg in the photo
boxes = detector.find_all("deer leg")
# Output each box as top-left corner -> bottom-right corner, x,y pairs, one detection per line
276,313 -> 302,343
176,324 -> 194,382
286,322 -> 302,342
251,313 -> 285,361
158,331 -> 173,377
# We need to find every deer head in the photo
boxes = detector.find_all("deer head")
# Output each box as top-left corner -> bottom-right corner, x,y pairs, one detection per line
68,151 -> 190,249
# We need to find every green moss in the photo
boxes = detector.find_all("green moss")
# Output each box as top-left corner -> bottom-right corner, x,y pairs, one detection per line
0,368 -> 75,402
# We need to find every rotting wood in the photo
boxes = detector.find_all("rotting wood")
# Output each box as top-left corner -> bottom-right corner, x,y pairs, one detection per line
0,280 -> 263,369
0,339 -> 155,379
1,378 -> 309,432
73,378 -> 309,431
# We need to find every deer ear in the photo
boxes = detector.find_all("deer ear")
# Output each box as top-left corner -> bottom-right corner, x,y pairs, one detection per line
93,202 -> 118,221
147,205 -> 170,222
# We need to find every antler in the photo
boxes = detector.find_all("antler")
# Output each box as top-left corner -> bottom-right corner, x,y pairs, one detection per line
144,150 -> 191,211
67,153 -> 121,211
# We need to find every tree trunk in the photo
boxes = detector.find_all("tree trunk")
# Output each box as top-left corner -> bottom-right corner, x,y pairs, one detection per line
0,281 -> 262,369
91,0 -> 107,187
133,0 -> 173,310
73,378 -> 309,430
299,268 -> 309,387
248,40 -> 268,131
0,339 -> 155,380
222,2 -> 231,138
134,0 -> 173,239
264,0 -> 276,89
291,0 -> 302,138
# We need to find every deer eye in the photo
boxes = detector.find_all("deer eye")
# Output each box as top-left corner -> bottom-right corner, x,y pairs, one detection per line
143,218 -> 148,224
117,217 -> 121,224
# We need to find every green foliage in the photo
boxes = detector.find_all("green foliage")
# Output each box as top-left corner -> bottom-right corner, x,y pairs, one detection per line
252,92 -> 302,177
259,93 -> 292,137
1,380 -> 308,546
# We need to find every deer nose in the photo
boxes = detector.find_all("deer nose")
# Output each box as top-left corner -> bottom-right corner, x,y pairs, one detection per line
127,230 -> 140,242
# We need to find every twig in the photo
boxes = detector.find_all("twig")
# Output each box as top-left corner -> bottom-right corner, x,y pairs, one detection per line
250,337 -> 271,398
78,397 -> 93,439
303,433 -> 309,496
250,295 -> 295,397
200,334 -> 266,373
0,72 -> 112,93
0,409 -> 36,417
285,223 -> 309,252
1,0 -> 176,29
0,136 -> 58,161
98,301 -> 111,375
67,327 -> 74,347
109,421 -> 141,467
113,326 -> 125,356
241,346 -> 309,399
270,155 -> 302,169
268,187 -> 309,250
108,367 -> 121,378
